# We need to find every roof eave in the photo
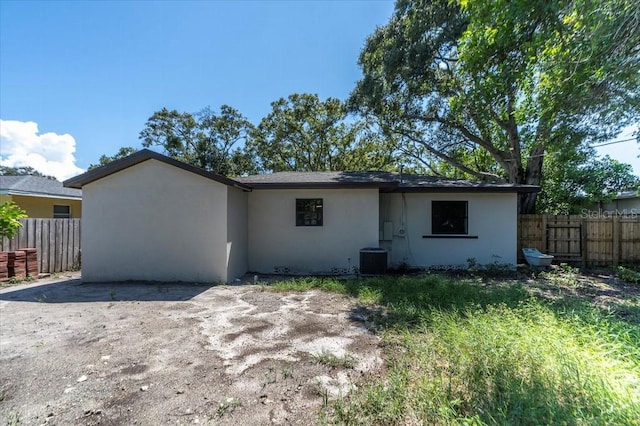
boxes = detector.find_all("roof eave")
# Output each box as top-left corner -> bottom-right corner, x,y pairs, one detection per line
5,190 -> 82,200
393,185 -> 540,194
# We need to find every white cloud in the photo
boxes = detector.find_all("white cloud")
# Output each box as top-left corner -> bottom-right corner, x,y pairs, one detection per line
0,120 -> 85,181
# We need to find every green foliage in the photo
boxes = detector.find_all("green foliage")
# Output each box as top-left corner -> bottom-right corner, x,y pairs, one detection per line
5,411 -> 21,426
312,351 -> 355,369
617,266 -> 640,284
333,301 -> 640,425
139,105 -> 258,176
266,274 -> 640,424
351,0 -> 640,213
0,165 -> 57,180
271,274 -> 638,425
87,147 -> 137,171
249,93 -> 399,172
538,154 -> 640,214
215,397 -> 241,418
267,276 -> 349,294
0,201 -> 27,240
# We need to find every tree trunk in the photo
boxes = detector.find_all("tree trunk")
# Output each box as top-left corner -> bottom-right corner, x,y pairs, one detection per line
518,145 -> 545,214
519,191 -> 538,214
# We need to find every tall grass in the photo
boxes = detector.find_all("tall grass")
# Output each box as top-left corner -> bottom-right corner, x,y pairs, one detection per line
267,274 -> 640,425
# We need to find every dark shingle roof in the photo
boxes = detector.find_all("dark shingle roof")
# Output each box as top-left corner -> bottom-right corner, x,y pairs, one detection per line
0,175 -> 82,199
62,150 -> 539,194
237,171 -> 539,193
236,171 -> 398,188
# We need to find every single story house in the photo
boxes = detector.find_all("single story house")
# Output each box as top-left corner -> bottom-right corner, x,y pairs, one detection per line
585,191 -> 639,216
64,149 -> 539,283
0,175 -> 82,218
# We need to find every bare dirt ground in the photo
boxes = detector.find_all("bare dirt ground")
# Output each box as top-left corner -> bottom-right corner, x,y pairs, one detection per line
0,276 -> 382,425
2,267 -> 637,425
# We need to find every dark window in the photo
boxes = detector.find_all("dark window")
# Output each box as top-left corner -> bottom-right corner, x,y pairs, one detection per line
432,201 -> 467,234
53,205 -> 71,219
296,199 -> 323,226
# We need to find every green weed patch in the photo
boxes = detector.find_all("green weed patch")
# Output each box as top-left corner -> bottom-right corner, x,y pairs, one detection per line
267,274 -> 640,424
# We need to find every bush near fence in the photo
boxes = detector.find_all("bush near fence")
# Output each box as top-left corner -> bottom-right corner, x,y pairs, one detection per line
518,214 -> 640,267
0,218 -> 81,274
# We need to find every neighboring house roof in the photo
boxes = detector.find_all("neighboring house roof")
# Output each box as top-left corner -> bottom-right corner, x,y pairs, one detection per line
63,149 -> 252,191
613,190 -> 639,200
63,149 -> 540,194
0,175 -> 82,200
237,171 -> 540,193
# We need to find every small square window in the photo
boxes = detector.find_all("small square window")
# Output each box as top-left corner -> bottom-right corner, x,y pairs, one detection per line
53,205 -> 71,219
296,199 -> 323,226
432,201 -> 467,234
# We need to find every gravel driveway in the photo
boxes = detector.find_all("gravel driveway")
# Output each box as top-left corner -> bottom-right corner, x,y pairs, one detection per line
0,276 -> 382,425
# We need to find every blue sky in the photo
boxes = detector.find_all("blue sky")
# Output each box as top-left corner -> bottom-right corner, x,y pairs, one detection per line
0,0 -> 395,178
0,0 -> 637,180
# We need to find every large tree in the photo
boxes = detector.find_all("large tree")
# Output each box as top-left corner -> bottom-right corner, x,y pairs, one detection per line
139,105 -> 257,176
249,93 -> 398,172
351,0 -> 640,213
538,154 -> 639,214
87,147 -> 138,171
0,165 -> 57,180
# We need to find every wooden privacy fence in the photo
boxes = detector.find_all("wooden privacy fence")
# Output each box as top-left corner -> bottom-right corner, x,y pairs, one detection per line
1,219 -> 81,274
518,215 -> 640,267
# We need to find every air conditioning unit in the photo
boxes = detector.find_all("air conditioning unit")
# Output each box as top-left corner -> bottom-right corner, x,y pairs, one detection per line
359,248 -> 388,275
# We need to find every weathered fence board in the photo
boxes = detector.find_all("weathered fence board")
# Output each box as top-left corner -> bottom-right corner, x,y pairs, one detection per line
1,219 -> 81,273
519,215 -> 640,267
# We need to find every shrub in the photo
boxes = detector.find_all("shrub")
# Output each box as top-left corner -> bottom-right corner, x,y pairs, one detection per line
0,201 -> 27,240
617,266 -> 640,284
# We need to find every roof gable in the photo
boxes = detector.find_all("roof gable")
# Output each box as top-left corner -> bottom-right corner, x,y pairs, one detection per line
63,149 -> 251,191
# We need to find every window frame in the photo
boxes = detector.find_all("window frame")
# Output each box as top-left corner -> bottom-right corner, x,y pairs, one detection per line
296,198 -> 323,227
53,205 -> 71,219
431,200 -> 468,235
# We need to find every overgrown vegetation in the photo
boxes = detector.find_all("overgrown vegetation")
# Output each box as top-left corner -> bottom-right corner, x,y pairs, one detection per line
268,272 -> 640,425
0,201 -> 27,240
617,265 -> 640,284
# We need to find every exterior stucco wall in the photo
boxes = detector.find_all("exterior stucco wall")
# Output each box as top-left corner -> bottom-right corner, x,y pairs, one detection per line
247,189 -> 379,274
9,194 -> 82,218
226,187 -> 248,281
588,197 -> 640,215
82,159 -> 229,282
380,192 -> 518,268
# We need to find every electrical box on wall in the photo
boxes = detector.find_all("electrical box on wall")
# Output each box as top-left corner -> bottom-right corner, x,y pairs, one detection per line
382,221 -> 393,241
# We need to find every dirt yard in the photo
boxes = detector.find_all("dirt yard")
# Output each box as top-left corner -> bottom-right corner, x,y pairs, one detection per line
0,276 -> 382,425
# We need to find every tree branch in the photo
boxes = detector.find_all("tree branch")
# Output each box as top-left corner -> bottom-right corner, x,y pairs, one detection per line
395,128 -> 504,181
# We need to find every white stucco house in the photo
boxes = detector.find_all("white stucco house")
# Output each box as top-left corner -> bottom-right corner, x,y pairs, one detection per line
64,150 -> 539,283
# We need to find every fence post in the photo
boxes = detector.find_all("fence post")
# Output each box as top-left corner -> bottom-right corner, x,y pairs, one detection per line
541,215 -> 548,253
581,217 -> 588,268
612,215 -> 620,266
